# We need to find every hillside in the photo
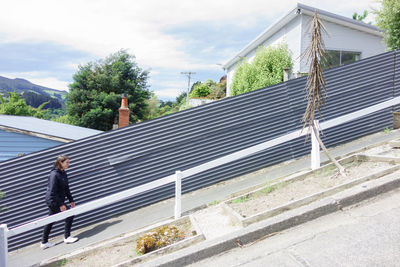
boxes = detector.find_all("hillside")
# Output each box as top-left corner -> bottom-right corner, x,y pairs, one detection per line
0,76 -> 67,109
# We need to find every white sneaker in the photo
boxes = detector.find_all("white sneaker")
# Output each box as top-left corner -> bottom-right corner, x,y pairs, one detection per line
40,242 -> 55,249
64,236 -> 78,244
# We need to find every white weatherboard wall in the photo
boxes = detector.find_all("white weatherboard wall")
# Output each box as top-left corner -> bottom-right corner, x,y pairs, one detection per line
226,16 -> 301,96
300,14 -> 386,73
261,15 -> 302,76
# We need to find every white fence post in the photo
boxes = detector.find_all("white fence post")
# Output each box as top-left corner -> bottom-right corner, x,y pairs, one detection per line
175,171 -> 182,219
0,224 -> 8,267
311,120 -> 320,170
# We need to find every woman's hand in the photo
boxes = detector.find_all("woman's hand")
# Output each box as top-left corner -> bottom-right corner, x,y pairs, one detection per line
70,202 -> 75,208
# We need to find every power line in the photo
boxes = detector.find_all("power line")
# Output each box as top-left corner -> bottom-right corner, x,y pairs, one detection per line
181,72 -> 196,105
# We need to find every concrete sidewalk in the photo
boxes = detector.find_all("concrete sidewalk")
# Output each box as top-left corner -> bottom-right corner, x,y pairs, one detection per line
8,129 -> 400,267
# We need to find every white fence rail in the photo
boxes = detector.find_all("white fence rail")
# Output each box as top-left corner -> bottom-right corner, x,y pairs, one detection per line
1,96 -> 400,266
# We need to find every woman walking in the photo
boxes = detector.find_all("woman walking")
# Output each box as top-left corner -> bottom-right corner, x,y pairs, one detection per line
41,155 -> 78,249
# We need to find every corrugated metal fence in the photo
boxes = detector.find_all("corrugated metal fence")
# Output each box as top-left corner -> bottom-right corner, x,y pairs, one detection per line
1,50 -> 399,250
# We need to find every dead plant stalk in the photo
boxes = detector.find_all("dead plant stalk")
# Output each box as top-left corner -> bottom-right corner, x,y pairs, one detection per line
302,11 -> 346,177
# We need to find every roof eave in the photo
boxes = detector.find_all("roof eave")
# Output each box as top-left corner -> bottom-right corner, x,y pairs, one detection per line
0,125 -> 72,143
299,5 -> 383,37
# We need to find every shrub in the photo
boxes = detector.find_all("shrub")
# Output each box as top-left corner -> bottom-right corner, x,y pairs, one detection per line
208,80 -> 226,99
136,225 -> 185,254
376,0 -> 400,51
0,92 -> 46,118
230,42 -> 293,96
190,82 -> 213,98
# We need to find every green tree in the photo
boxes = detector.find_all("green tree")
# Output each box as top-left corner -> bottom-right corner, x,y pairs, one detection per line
190,81 -> 201,94
51,114 -> 76,125
143,92 -> 185,120
22,91 -> 62,109
352,10 -> 368,21
209,78 -> 226,99
230,43 -> 293,96
189,78 -> 226,100
190,79 -> 215,98
67,50 -> 151,130
176,92 -> 187,104
145,93 -> 161,120
0,92 -> 46,118
376,0 -> 400,51
42,108 -> 66,121
160,100 -> 174,107
230,60 -> 252,96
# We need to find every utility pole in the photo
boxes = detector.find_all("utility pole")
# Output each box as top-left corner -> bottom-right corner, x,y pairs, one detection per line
181,72 -> 196,105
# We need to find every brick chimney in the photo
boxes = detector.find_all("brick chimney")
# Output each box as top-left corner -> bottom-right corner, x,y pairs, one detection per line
118,93 -> 130,128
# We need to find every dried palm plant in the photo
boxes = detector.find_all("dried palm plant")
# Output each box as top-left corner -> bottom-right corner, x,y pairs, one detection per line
302,11 -> 346,177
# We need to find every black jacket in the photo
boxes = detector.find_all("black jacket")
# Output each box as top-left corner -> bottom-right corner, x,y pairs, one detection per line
45,167 -> 74,207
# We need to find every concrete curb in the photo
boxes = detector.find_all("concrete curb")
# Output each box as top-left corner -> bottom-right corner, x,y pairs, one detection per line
40,215 -> 206,267
222,154 -> 400,228
141,170 -> 400,267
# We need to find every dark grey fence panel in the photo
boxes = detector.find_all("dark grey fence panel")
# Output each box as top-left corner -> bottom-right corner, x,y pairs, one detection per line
0,50 -> 398,250
394,50 -> 400,111
287,51 -> 396,158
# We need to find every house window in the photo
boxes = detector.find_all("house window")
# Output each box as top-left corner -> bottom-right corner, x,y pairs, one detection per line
322,50 -> 361,70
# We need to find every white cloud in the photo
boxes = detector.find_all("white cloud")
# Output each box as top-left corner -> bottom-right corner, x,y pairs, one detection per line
0,0 -> 381,100
63,62 -> 80,71
0,0 -> 379,71
148,75 -> 188,95
28,77 -> 70,92
153,88 -> 184,99
201,46 -> 215,54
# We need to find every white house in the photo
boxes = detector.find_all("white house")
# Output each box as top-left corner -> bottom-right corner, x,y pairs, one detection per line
222,3 -> 386,96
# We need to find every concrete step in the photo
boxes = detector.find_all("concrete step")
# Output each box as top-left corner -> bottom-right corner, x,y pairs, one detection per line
389,140 -> 400,148
191,205 -> 242,240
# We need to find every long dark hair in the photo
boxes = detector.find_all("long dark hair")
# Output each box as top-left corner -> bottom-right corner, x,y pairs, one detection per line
54,155 -> 70,170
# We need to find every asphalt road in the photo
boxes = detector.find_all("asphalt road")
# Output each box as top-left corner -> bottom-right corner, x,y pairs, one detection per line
189,188 -> 400,267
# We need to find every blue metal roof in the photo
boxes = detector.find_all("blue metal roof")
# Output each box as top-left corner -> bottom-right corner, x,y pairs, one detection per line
0,115 -> 102,140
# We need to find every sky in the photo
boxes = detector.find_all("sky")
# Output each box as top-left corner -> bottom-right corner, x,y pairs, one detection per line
0,0 -> 380,101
